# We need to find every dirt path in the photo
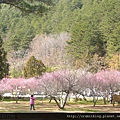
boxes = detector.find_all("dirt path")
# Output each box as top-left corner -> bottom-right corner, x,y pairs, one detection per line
65,104 -> 120,113
0,101 -> 120,113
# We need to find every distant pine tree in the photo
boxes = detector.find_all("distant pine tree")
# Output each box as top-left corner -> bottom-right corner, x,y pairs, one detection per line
0,36 -> 9,80
23,56 -> 46,78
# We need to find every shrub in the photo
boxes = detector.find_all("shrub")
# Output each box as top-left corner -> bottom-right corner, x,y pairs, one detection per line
23,56 -> 46,78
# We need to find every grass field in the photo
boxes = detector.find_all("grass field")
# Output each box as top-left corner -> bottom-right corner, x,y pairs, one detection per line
0,99 -> 120,113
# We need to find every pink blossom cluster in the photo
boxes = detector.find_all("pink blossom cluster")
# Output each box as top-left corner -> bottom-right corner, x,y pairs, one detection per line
0,69 -> 120,96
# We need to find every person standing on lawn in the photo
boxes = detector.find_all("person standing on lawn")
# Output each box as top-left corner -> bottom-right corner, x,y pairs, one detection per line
30,94 -> 36,110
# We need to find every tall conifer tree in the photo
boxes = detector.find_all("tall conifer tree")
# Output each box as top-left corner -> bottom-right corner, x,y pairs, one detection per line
0,36 -> 9,80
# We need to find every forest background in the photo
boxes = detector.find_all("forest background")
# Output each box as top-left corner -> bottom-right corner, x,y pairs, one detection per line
0,0 -> 120,78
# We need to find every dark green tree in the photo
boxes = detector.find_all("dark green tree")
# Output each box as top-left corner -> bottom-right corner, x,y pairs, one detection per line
1,0 -> 120,71
66,0 -> 120,69
0,36 -> 9,80
23,56 -> 46,78
0,0 -> 54,14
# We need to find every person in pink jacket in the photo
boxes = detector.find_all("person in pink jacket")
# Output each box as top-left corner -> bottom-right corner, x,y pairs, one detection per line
30,95 -> 36,110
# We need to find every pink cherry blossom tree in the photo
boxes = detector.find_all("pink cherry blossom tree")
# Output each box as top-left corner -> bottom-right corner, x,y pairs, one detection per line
83,72 -> 101,106
35,69 -> 88,109
0,77 -> 39,103
95,70 -> 120,104
1,69 -> 120,109
85,70 -> 120,106
35,72 -> 62,107
0,77 -> 25,103
21,77 -> 39,95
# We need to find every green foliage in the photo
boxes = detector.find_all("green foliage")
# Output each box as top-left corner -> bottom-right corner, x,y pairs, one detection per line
23,56 -> 46,78
108,54 -> 120,70
0,0 -> 54,14
88,54 -> 108,73
0,36 -> 9,80
10,68 -> 23,78
46,66 -> 59,72
0,0 -> 120,71
0,6 -> 36,52
0,0 -> 83,51
66,0 -> 120,69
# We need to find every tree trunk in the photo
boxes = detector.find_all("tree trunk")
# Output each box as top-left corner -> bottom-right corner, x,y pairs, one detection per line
74,95 -> 78,102
82,95 -> 87,101
16,97 -> 18,103
0,95 -> 2,100
49,96 -> 52,103
14,96 -> 19,104
93,96 -> 98,107
103,97 -> 106,104
53,91 -> 69,109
